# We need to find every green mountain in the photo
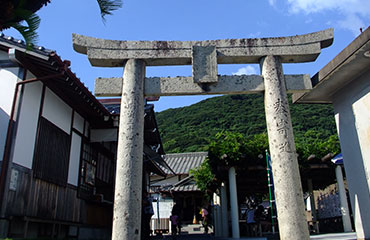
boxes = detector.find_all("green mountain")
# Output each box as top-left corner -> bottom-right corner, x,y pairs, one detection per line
156,94 -> 337,153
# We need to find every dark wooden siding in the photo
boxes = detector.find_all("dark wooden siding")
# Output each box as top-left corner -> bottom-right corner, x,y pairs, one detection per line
6,164 -> 86,224
33,117 -> 71,186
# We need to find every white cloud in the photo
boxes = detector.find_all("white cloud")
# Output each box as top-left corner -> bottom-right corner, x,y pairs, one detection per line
284,0 -> 370,35
268,0 -> 276,6
233,65 -> 258,75
338,13 -> 366,34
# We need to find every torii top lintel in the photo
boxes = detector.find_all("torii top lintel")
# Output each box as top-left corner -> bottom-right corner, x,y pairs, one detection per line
72,29 -> 333,67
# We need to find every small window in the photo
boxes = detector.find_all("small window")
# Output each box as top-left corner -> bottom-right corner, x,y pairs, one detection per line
78,141 -> 116,200
96,142 -> 116,184
79,140 -> 97,197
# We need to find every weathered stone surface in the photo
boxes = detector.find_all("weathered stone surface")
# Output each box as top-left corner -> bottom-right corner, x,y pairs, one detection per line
73,29 -> 333,52
94,74 -> 311,96
192,46 -> 218,83
73,29 -> 333,66
261,55 -> 309,240
112,59 -> 145,240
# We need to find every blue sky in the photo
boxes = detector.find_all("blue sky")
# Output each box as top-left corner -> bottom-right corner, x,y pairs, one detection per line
3,0 -> 370,112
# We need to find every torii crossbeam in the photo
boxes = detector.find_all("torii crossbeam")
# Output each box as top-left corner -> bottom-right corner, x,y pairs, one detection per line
73,29 -> 333,240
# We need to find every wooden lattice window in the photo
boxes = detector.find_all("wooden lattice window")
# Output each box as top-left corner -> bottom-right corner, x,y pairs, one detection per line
78,141 -> 116,200
79,140 -> 97,197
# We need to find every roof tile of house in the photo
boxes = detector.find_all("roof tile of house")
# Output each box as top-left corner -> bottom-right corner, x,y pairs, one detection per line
162,152 -> 207,175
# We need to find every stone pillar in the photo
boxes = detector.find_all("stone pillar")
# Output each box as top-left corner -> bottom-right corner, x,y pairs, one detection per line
112,59 -> 146,240
307,179 -> 319,233
220,182 -> 229,237
213,193 -> 222,237
228,167 -> 240,239
261,55 -> 309,240
336,165 -> 352,232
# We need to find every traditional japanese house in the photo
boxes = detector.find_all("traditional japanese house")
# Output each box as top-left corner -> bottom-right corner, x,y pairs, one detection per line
0,34 -> 169,239
150,152 -> 208,225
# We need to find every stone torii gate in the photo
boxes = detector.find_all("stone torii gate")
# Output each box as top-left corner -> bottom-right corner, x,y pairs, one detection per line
73,29 -> 333,240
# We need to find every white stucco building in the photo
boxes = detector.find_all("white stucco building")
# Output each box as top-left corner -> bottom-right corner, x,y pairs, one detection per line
294,27 -> 370,240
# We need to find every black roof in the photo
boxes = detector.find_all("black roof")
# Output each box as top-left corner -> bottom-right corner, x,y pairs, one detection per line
0,33 -> 113,128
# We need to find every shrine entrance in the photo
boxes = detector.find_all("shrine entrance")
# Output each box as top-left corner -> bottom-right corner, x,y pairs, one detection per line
73,29 -> 333,240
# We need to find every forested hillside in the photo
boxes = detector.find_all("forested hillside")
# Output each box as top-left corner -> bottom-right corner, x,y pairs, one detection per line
156,94 -> 337,153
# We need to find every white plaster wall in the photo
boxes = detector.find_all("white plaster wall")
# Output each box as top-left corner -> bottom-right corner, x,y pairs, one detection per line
0,69 -> 18,115
42,88 -> 72,134
0,66 -> 19,160
26,71 -> 36,80
151,176 -> 180,187
84,121 -> 90,138
12,82 -> 43,168
68,132 -> 82,186
91,128 -> 118,142
333,70 -> 370,239
353,91 -> 370,185
73,112 -> 84,133
0,50 -> 8,59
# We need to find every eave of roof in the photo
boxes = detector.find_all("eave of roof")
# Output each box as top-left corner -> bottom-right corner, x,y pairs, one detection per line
0,34 -> 113,128
170,175 -> 199,192
144,145 -> 174,176
98,99 -> 165,155
293,27 -> 370,104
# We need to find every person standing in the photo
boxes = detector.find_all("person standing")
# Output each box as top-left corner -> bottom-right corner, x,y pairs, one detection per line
246,205 -> 257,236
170,203 -> 180,239
201,205 -> 209,234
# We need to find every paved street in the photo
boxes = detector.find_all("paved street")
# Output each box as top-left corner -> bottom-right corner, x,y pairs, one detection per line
151,232 -> 357,240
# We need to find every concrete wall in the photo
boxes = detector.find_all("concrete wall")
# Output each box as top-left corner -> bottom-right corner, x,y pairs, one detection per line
333,69 -> 370,239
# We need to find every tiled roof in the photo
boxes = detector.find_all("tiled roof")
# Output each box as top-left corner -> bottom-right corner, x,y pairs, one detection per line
162,152 -> 207,175
171,184 -> 199,192
0,33 -> 54,57
170,176 -> 199,192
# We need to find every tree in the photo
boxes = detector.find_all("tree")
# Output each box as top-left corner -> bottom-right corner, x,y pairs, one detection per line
189,158 -> 216,199
0,0 -> 122,45
191,131 -> 341,196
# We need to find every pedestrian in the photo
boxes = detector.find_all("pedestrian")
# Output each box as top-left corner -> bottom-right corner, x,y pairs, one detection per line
201,205 -> 209,234
170,203 -> 181,239
246,204 -> 257,236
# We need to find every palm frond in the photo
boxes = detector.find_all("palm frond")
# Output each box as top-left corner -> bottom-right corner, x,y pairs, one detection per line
97,0 -> 122,22
8,11 -> 41,48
